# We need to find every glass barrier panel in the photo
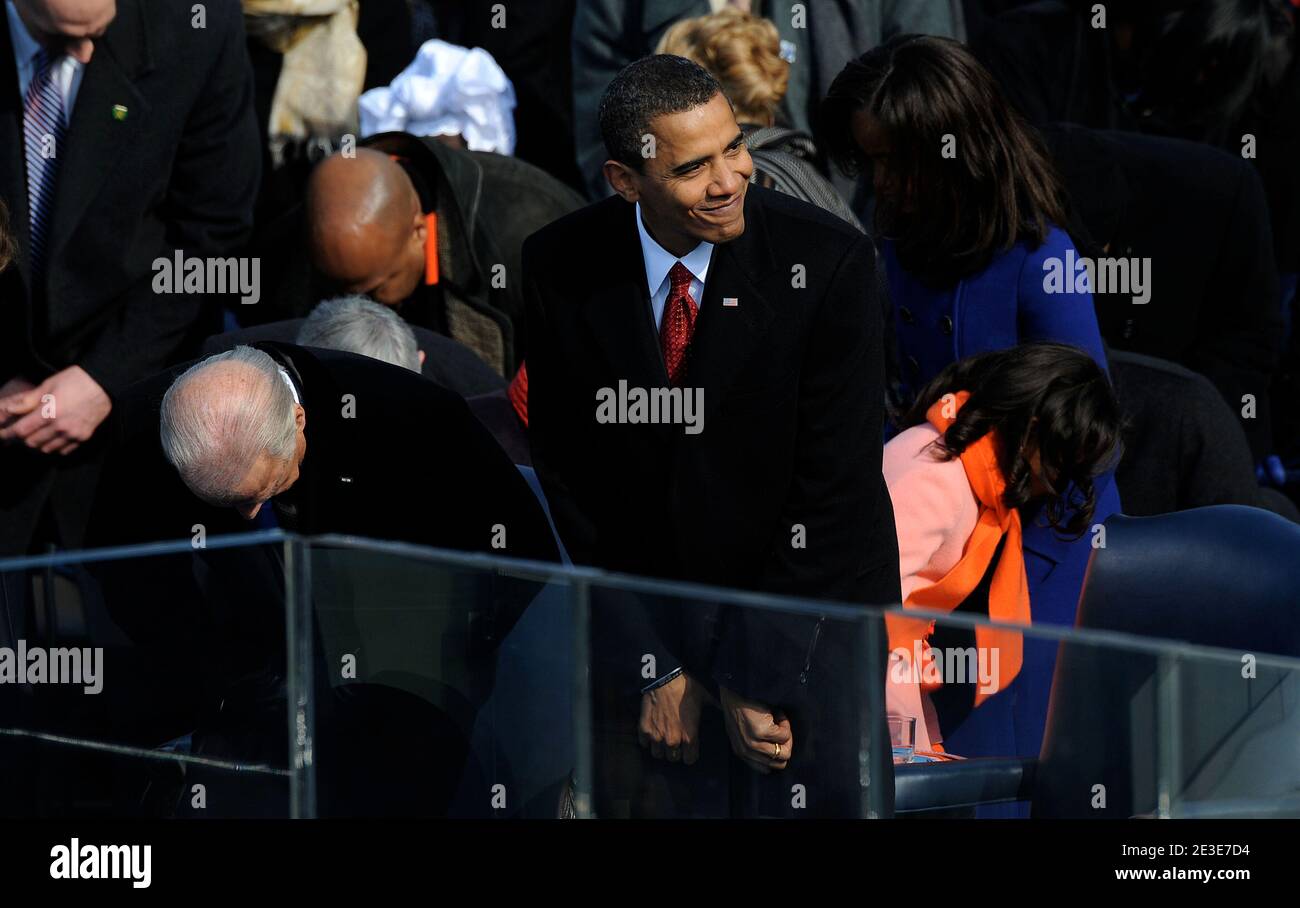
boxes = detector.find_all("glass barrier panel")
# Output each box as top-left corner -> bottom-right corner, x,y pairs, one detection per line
8,530 -> 1297,821
1164,645 -> 1300,818
575,574 -> 888,818
0,533 -> 294,818
882,607 -> 1300,819
302,537 -> 582,818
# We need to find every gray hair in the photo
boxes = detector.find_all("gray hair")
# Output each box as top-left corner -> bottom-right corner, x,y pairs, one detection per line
160,345 -> 299,504
296,295 -> 421,373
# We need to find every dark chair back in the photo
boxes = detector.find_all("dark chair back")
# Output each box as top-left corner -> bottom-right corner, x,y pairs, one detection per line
1035,506 -> 1300,817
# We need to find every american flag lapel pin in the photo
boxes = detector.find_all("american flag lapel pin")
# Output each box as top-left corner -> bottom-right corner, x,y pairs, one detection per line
722,297 -> 739,307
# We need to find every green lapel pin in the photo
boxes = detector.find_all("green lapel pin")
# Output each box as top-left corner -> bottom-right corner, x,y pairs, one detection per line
111,104 -> 128,121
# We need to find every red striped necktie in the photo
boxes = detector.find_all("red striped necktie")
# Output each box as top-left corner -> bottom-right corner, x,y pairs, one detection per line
660,261 -> 699,386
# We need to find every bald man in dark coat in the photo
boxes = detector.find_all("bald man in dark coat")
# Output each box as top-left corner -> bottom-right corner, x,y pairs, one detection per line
292,133 -> 585,374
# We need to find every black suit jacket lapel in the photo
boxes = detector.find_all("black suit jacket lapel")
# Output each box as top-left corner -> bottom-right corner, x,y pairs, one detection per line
687,189 -> 777,401
0,11 -> 30,291
583,198 -> 670,389
257,342 -> 338,534
47,0 -> 152,267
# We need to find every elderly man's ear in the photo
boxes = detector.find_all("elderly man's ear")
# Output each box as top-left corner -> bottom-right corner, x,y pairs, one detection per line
294,403 -> 306,431
418,350 -> 426,366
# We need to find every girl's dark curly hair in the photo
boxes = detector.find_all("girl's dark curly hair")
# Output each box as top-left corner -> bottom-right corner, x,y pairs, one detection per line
818,35 -> 1068,287
901,343 -> 1122,537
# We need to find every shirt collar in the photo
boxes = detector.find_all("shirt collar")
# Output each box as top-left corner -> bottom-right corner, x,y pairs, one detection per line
6,1 -> 42,67
635,202 -> 714,297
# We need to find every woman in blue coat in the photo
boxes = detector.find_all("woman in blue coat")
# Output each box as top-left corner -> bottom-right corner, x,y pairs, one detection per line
821,36 -> 1122,795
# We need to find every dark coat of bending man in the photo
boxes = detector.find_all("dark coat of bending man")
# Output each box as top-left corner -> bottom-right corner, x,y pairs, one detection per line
69,343 -> 563,816
526,55 -> 901,817
127,341 -> 558,565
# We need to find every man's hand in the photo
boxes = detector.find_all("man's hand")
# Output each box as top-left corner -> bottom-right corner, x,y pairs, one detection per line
638,672 -> 710,764
0,377 -> 36,424
0,366 -> 112,455
720,686 -> 793,774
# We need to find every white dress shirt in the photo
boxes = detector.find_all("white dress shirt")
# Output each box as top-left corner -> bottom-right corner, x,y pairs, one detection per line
6,0 -> 83,122
635,202 -> 713,331
634,203 -> 714,694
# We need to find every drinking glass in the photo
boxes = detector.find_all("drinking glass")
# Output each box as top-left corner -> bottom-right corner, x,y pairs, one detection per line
888,714 -> 916,764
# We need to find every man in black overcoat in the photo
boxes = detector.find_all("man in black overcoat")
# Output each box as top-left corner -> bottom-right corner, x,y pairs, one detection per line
0,0 -> 260,554
526,55 -> 900,817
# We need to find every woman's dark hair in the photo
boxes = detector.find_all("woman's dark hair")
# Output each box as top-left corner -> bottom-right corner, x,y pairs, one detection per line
819,35 -> 1068,286
901,343 -> 1122,537
1120,0 -> 1295,145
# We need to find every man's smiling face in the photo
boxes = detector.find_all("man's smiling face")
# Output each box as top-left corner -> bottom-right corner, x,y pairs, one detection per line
608,92 -> 753,256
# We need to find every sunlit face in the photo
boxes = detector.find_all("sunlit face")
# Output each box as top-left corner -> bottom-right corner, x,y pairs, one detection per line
605,92 -> 753,257
190,406 -> 307,520
14,0 -> 115,64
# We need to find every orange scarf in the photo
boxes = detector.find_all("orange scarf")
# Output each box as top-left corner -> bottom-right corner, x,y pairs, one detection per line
387,154 -> 440,286
886,391 -> 1030,707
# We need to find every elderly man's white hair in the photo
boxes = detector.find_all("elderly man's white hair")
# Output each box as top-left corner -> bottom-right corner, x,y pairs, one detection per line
297,295 -> 421,373
160,346 -> 299,504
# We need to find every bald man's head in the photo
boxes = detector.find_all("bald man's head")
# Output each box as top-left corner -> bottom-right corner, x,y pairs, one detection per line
306,148 -> 428,306
160,347 -> 307,520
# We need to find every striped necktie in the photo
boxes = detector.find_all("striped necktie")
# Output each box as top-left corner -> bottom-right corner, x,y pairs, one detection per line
24,48 -> 67,290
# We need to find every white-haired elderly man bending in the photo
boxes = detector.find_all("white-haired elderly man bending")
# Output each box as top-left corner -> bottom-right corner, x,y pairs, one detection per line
295,295 -> 531,465
296,296 -> 425,374
162,346 -> 306,520
158,342 -> 559,562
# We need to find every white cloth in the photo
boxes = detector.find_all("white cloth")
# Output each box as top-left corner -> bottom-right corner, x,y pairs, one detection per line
6,1 -> 82,122
358,39 -> 516,154
635,203 -> 713,331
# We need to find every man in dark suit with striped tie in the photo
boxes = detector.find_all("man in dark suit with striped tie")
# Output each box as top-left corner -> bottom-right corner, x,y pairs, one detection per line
0,1 -> 259,785
0,0 -> 259,561
525,55 -> 900,817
